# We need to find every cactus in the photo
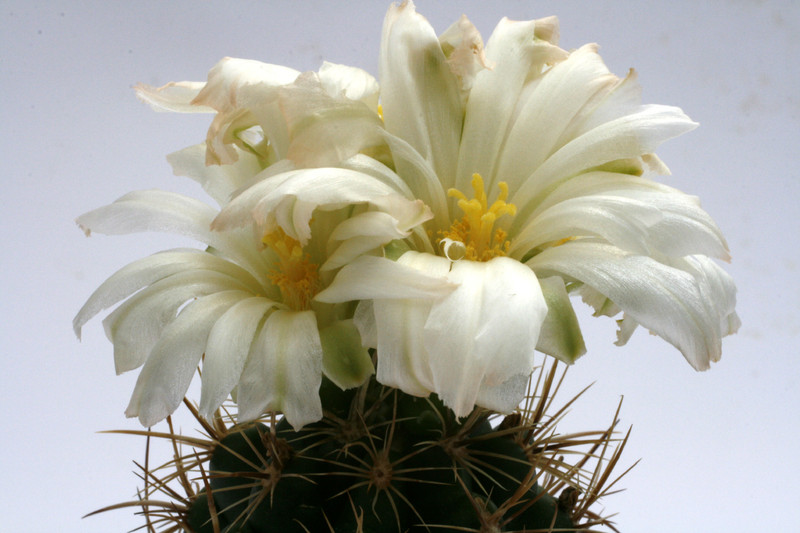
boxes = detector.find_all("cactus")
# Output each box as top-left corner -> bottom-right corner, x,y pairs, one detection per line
91,357 -> 629,532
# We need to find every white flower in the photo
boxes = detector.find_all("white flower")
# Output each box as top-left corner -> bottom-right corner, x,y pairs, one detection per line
75,125 -> 430,429
135,57 -> 385,169
314,1 -> 739,417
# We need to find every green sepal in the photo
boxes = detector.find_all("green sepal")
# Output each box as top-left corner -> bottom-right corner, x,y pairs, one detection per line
536,276 -> 586,363
319,319 -> 374,390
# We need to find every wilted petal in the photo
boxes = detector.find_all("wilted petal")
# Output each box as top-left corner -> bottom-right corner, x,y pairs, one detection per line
280,72 -> 384,168
191,57 -> 300,164
438,14 -> 488,100
167,144 -> 263,207
134,81 -> 212,113
318,61 -> 380,109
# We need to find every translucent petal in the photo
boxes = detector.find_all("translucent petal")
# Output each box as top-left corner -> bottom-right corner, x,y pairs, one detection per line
134,81 -> 211,113
319,319 -> 374,390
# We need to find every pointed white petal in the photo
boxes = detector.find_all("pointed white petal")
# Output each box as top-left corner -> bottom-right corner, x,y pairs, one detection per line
103,269 -> 258,374
125,290 -> 250,426
528,242 -> 737,370
494,44 -> 617,192
380,131 -> 450,228
73,249 -> 251,339
516,171 -> 730,260
134,81 -> 211,113
513,105 -> 698,211
199,297 -> 276,418
511,194 -> 665,257
75,190 -> 216,241
236,310 -> 323,430
380,0 -> 463,186
456,16 -> 568,194
315,253 -> 455,303
423,257 -> 547,416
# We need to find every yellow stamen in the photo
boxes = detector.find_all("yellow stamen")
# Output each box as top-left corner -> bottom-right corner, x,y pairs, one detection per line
262,227 -> 320,311
439,173 -> 517,262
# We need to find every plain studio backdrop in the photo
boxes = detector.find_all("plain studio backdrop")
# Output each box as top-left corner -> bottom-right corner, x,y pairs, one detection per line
2,1 -> 798,531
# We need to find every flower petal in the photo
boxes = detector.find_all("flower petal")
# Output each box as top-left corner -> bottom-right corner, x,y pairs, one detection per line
318,61 -> 380,109
191,57 -> 300,164
134,81 -> 212,113
73,249 -> 252,339
456,16 -> 568,195
528,242 -> 738,370
199,297 -> 277,418
516,171 -> 730,260
536,275 -> 586,363
494,44 -> 617,193
236,310 -> 323,430
167,144 -> 263,207
125,290 -> 250,426
438,14 -> 489,102
380,0 -> 463,188
315,253 -> 456,303
423,257 -> 547,416
512,104 -> 698,215
279,72 -> 384,168
103,268 -> 259,374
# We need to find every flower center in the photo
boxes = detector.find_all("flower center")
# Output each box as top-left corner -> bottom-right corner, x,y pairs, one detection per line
262,227 -> 320,311
439,173 -> 517,262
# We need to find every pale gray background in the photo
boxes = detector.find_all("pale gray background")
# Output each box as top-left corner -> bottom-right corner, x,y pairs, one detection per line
2,1 -> 798,531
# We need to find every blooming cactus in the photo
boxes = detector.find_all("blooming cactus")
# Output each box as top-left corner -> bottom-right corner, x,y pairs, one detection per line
76,0 -> 738,429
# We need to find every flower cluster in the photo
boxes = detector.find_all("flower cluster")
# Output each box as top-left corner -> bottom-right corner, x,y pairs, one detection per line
75,1 -> 738,429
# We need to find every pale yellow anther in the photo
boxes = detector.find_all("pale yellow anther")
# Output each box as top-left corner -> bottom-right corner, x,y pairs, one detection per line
262,227 -> 320,311
440,173 -> 517,262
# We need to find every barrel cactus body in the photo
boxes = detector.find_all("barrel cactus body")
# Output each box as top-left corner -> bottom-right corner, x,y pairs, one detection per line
185,371 -> 594,533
